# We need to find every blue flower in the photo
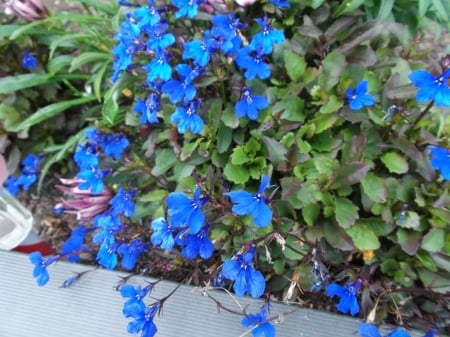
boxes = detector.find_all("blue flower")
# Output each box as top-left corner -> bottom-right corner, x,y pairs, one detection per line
166,186 -> 209,234
268,0 -> 290,8
4,176 -> 19,195
182,32 -> 218,67
173,0 -> 204,18
428,146 -> 450,180
325,279 -> 361,316
222,246 -> 266,298
175,226 -> 214,259
145,22 -> 175,52
170,99 -> 205,134
117,238 -> 148,270
124,301 -> 159,337
235,87 -> 268,120
161,64 -> 199,103
235,47 -> 271,80
358,323 -> 412,337
93,213 -> 123,245
224,175 -> 273,228
102,134 -> 129,160
110,187 -> 137,217
150,217 -> 176,250
144,51 -> 172,82
13,153 -> 43,191
133,3 -> 162,28
77,166 -> 111,195
134,93 -> 160,124
21,52 -> 37,69
345,80 -> 375,110
211,14 -> 244,54
121,284 -> 153,314
97,240 -> 118,270
61,224 -> 92,262
74,144 -> 99,170
241,302 -> 275,337
29,252 -> 60,286
409,69 -> 450,107
249,17 -> 285,54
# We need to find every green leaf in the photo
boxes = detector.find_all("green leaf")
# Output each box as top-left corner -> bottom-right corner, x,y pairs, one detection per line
346,222 -> 380,250
431,0 -> 449,22
297,182 -> 322,206
11,96 -> 96,132
397,228 -> 422,255
324,222 -> 354,250
419,0 -> 431,16
283,235 -> 308,260
69,52 -> 112,72
284,50 -> 306,82
335,197 -> 359,228
361,172 -> 387,203
49,33 -> 91,59
223,163 -> 249,184
380,152 -> 409,174
329,162 -> 370,189
151,149 -> 177,176
302,203 -> 320,226
333,0 -> 365,17
272,96 -> 305,122
47,55 -> 74,74
139,189 -> 168,202
318,51 -> 346,91
262,136 -> 287,165
377,0 -> 395,19
418,269 -> 450,294
221,105 -> 240,128
310,112 -> 340,134
0,104 -> 21,131
231,146 -> 250,165
217,123 -> 232,154
0,73 -> 52,94
421,228 -> 445,253
102,87 -> 120,126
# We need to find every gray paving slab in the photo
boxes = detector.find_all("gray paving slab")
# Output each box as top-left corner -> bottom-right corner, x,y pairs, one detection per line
0,250 -> 426,337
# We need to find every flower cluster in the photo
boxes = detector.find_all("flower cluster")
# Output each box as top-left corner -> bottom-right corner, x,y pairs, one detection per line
4,153 -> 43,195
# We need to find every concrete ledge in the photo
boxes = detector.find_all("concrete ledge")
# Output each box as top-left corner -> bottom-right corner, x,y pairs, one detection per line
0,250 -> 425,337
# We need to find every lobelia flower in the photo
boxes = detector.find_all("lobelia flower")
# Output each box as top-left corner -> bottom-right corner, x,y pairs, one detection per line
241,302 -> 275,337
428,146 -> 450,180
55,177 -> 113,220
101,134 -> 130,160
123,301 -> 159,337
268,0 -> 290,8
134,93 -> 161,124
182,31 -> 218,67
345,80 -> 376,110
166,186 -> 209,234
161,63 -> 200,103
92,212 -> 124,246
145,21 -> 175,52
249,17 -> 285,55
170,99 -> 205,134
325,279 -> 361,316
173,0 -> 205,18
21,52 -> 37,69
211,13 -> 244,54
235,87 -> 269,120
235,47 -> 271,80
175,226 -> 214,259
150,217 -> 176,250
117,238 -> 148,270
61,224 -> 93,262
143,50 -> 172,83
73,144 -> 99,170
121,284 -> 154,314
110,187 -> 137,217
358,323 -> 438,337
409,69 -> 450,107
4,176 -> 20,195
97,240 -> 119,270
222,245 -> 266,298
77,165 -> 112,195
29,252 -> 60,286
14,153 -> 43,191
224,175 -> 273,227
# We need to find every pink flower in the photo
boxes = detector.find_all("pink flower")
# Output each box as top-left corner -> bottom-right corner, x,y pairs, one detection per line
2,0 -> 48,21
55,177 -> 112,220
234,0 -> 258,6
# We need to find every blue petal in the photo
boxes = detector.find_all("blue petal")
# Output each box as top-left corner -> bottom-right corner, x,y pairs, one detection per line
252,201 -> 272,227
325,283 -> 344,297
434,86 -> 450,107
358,323 -> 382,337
247,267 -> 265,298
222,258 -> 240,280
254,323 -> 276,337
355,80 -> 369,95
408,70 -> 434,87
233,268 -> 248,297
386,328 -> 412,337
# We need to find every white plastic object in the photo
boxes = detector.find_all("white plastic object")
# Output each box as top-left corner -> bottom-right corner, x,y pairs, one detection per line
0,186 -> 34,250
